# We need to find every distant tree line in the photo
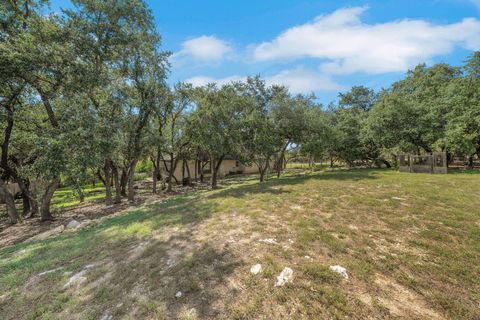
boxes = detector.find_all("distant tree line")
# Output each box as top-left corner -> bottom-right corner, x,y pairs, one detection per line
1,0 -> 479,224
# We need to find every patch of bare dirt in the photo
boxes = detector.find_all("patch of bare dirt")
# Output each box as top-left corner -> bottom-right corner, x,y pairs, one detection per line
373,274 -> 446,319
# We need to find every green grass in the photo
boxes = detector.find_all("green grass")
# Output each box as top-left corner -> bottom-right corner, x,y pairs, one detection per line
51,183 -> 106,209
1,169 -> 479,319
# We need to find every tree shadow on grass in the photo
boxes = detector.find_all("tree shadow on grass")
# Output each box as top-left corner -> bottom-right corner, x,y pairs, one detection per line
207,168 -> 380,200
105,234 -> 244,319
0,191 -> 227,319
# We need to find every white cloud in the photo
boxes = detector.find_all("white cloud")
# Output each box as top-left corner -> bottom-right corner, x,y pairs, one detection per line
265,66 -> 343,93
185,67 -> 342,94
175,35 -> 232,62
253,7 -> 480,74
185,75 -> 245,87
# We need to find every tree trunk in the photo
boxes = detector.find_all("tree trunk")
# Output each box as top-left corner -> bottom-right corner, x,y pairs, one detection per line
184,159 -> 191,186
382,159 -> 392,168
29,181 -> 39,218
120,169 -> 128,197
22,191 -> 31,216
127,159 -> 138,202
97,169 -> 106,186
111,163 -> 121,204
166,155 -> 178,192
40,177 -> 60,221
276,142 -> 289,178
0,180 -> 20,224
211,156 -> 224,189
152,166 -> 158,194
77,188 -> 85,203
200,161 -> 205,183
194,160 -> 198,182
259,166 -> 267,182
30,197 -> 39,217
467,155 -> 474,169
104,160 -> 113,205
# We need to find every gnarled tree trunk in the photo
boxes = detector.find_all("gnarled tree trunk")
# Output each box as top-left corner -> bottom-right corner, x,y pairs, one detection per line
22,192 -> 31,215
210,155 -> 224,189
166,155 -> 178,192
120,169 -> 128,197
0,180 -> 20,224
40,177 -> 60,221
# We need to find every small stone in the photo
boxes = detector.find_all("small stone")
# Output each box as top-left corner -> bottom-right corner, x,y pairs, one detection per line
175,291 -> 182,298
275,267 -> 293,287
329,265 -> 348,279
260,238 -> 277,245
391,197 -> 406,201
66,220 -> 81,229
250,264 -> 262,275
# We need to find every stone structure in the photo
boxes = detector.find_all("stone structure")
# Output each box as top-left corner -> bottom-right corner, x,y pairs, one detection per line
398,152 -> 447,174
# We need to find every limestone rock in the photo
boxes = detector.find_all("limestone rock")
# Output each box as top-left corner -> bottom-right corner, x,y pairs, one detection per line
66,220 -> 81,229
275,267 -> 293,287
260,238 -> 277,245
329,265 -> 348,279
250,264 -> 262,275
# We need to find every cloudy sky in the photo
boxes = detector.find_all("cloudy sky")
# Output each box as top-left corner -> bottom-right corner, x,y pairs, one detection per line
52,0 -> 480,104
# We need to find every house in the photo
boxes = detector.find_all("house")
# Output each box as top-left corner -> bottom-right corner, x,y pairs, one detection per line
0,183 -> 21,204
160,156 -> 260,183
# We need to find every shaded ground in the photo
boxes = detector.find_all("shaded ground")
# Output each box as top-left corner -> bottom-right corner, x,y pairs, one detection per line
0,180 -> 201,247
0,169 -> 479,319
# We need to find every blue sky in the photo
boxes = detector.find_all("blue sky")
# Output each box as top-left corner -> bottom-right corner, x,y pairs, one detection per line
51,0 -> 480,104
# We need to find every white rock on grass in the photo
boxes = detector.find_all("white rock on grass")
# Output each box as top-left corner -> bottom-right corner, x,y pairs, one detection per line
38,267 -> 63,276
329,265 -> 348,279
66,220 -> 81,229
175,291 -> 182,298
260,238 -> 277,245
63,263 -> 97,288
275,267 -> 293,287
250,264 -> 262,275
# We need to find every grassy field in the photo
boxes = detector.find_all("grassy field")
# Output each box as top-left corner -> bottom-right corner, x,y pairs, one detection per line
0,169 -> 479,319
